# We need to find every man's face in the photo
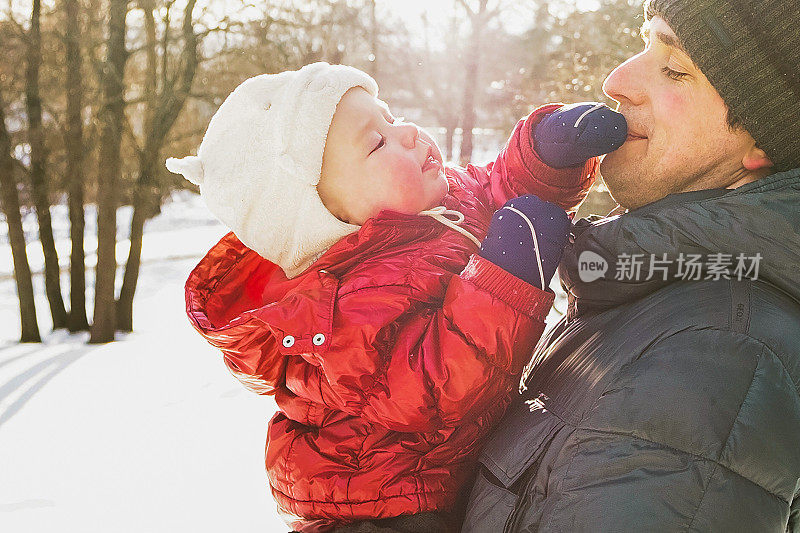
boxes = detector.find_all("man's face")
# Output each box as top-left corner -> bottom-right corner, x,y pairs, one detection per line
318,88 -> 448,225
600,16 -> 766,210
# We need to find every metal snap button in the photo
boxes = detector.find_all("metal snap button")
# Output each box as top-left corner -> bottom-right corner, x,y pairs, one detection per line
282,335 -> 295,348
312,333 -> 326,346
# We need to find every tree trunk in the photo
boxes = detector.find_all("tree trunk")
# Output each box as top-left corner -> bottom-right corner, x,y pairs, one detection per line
0,92 -> 41,343
64,0 -> 89,332
368,0 -> 378,78
90,0 -> 128,344
116,150 -> 156,332
26,0 -> 68,329
443,115 -> 458,163
116,0 -> 197,332
458,0 -> 488,166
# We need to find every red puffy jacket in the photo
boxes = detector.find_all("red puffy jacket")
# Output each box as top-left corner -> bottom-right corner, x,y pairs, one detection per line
185,105 -> 598,531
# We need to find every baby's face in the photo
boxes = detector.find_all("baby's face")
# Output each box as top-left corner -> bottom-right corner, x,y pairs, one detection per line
318,88 -> 448,225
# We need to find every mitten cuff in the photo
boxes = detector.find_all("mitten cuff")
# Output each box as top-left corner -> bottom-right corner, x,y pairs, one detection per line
523,107 -> 597,185
516,106 -> 598,211
461,255 -> 555,318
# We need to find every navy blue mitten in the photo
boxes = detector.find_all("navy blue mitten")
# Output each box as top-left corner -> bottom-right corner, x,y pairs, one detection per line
533,102 -> 628,168
479,195 -> 571,290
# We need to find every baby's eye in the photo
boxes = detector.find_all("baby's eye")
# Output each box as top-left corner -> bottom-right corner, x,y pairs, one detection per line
370,136 -> 385,154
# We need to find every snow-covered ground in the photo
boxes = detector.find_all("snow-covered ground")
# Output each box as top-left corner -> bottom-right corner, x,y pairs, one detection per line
0,192 -> 287,532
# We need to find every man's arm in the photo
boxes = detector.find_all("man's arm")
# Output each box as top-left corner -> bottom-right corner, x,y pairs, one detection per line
535,432 -> 790,532
531,329 -> 800,532
789,496 -> 800,532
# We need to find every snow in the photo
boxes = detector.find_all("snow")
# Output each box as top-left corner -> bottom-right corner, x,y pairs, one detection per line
0,191 -> 287,532
0,185 -> 566,533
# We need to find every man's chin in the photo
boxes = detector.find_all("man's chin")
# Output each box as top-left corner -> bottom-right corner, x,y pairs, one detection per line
599,155 -> 637,210
600,149 -> 625,175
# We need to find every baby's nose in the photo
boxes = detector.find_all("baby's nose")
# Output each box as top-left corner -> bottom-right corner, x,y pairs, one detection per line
397,122 -> 419,148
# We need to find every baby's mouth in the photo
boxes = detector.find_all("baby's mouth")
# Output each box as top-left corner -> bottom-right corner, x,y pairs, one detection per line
421,146 -> 441,173
422,154 -> 440,172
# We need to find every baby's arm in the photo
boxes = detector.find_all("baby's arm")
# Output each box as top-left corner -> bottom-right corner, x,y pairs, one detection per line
198,199 -> 570,432
303,200 -> 570,433
321,256 -> 552,432
185,256 -> 336,396
470,103 -> 626,213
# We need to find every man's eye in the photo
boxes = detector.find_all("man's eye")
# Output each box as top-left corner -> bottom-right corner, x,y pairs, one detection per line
370,136 -> 385,154
662,66 -> 689,81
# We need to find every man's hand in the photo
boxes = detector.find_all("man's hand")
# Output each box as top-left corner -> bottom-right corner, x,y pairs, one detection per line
479,195 -> 570,290
533,102 -> 627,169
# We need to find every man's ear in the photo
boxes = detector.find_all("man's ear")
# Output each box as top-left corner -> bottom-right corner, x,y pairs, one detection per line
742,144 -> 773,171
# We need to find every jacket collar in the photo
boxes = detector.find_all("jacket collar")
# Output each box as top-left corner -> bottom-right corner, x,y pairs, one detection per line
560,168 -> 800,318
302,191 -> 482,277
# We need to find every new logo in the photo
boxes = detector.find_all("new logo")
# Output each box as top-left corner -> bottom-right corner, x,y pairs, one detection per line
578,250 -> 608,283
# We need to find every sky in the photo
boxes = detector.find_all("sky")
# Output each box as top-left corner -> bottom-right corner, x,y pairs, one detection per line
383,0 -> 603,35
3,0 -> 604,36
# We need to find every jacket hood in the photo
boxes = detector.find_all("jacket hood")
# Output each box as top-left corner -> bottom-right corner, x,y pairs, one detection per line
560,168 -> 800,317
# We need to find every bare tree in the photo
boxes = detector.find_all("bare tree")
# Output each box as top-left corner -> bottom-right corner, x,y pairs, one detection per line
26,0 -> 68,329
0,90 -> 41,343
0,0 -> 643,344
90,0 -> 129,343
412,11 -> 465,161
367,0 -> 378,77
64,0 -> 89,332
456,0 -> 491,165
116,0 -> 199,332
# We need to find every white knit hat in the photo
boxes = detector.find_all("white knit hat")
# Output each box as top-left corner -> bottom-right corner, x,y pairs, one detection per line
165,62 -> 379,278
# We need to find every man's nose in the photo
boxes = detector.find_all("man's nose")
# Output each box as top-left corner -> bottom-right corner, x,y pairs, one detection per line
396,121 -> 420,149
602,53 -> 647,107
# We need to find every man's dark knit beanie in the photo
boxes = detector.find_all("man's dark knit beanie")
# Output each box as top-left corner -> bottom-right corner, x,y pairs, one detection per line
646,0 -> 800,171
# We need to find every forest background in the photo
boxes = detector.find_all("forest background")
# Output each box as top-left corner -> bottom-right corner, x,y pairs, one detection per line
0,0 -> 645,342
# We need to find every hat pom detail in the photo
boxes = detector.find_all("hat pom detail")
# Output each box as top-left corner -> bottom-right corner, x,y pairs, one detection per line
166,156 -> 204,186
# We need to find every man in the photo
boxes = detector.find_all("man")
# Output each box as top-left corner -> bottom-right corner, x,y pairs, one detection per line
461,0 -> 800,531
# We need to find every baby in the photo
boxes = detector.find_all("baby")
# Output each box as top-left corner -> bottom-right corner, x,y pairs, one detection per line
168,63 -> 626,532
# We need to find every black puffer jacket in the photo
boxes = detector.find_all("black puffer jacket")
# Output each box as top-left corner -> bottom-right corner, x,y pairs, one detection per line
462,169 -> 800,532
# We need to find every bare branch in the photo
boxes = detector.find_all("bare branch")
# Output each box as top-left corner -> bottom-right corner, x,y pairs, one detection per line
187,91 -> 221,106
122,111 -> 144,157
13,156 -> 30,177
455,0 -> 474,15
41,101 -> 67,137
164,125 -> 209,144
2,7 -> 30,43
195,20 -> 247,39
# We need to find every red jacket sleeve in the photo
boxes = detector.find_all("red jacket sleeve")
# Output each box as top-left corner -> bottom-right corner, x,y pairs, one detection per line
188,245 -> 554,433
468,103 -> 599,213
307,256 -> 555,432
184,236 -> 290,396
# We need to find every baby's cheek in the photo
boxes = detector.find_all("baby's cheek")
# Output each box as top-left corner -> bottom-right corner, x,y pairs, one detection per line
390,163 -> 426,210
386,153 -> 419,181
